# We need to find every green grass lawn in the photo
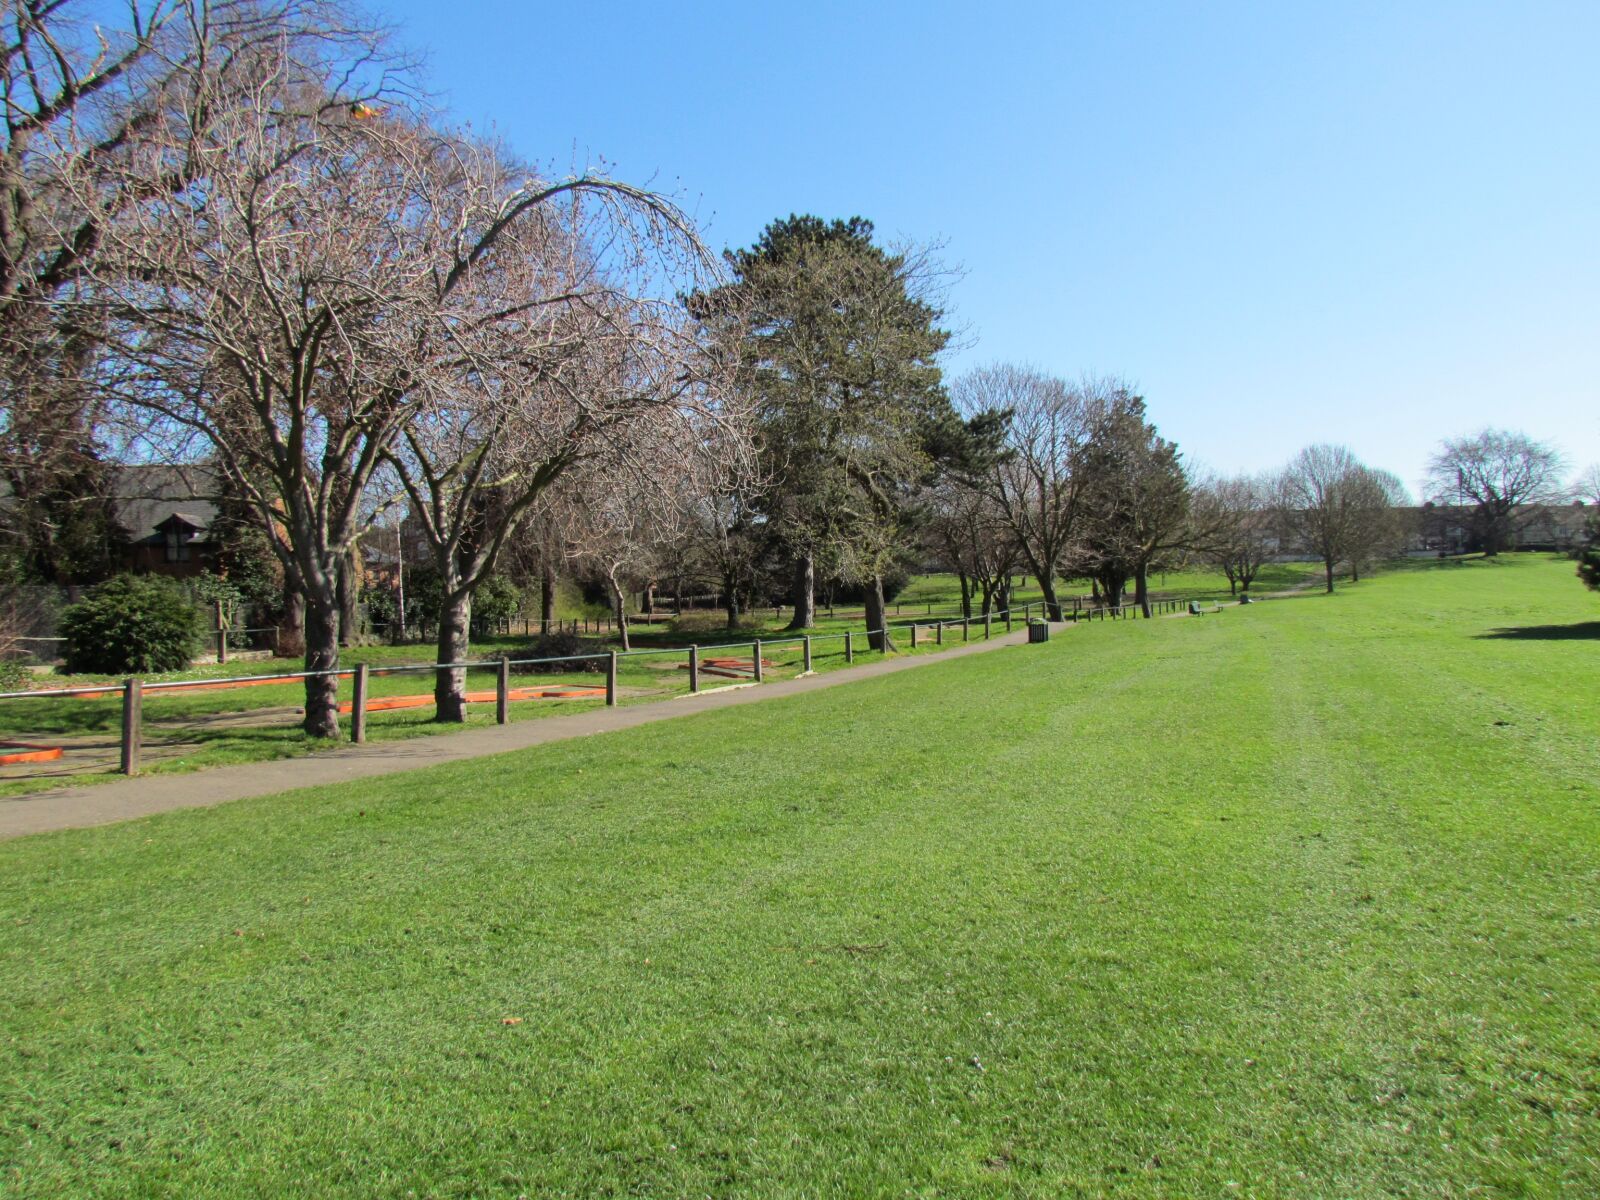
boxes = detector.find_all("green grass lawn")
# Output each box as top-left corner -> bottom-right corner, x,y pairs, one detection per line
2,555 -> 1597,1197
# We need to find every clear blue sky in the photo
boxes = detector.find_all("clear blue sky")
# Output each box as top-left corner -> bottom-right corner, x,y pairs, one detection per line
379,0 -> 1599,496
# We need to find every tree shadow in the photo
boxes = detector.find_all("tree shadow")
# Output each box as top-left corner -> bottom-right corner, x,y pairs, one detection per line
1478,621 -> 1600,641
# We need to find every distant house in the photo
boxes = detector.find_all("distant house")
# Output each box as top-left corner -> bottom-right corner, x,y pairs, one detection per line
1403,502 -> 1587,555
110,466 -> 221,579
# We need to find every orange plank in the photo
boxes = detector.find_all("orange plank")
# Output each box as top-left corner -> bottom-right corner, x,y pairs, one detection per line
0,742 -> 63,765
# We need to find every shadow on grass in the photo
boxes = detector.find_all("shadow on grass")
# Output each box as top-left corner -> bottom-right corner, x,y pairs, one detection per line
1478,621 -> 1600,641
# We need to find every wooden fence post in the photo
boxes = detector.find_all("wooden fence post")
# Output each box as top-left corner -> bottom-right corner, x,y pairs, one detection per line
120,677 -> 142,775
845,630 -> 854,663
753,639 -> 763,683
936,622 -> 943,646
910,623 -> 918,649
689,645 -> 699,693
984,613 -> 992,639
496,656 -> 510,725
1005,608 -> 1013,632
351,663 -> 368,744
801,635 -> 812,673
962,617 -> 970,642
606,651 -> 618,706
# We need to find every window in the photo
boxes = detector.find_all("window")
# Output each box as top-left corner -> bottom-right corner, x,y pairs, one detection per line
164,523 -> 191,563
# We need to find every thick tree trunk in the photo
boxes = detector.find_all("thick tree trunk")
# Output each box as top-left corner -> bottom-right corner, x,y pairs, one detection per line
540,572 -> 556,634
958,571 -> 971,620
1039,574 -> 1064,621
433,592 -> 472,723
336,548 -> 360,647
1135,562 -> 1152,618
610,579 -> 631,651
864,574 -> 896,652
279,588 -> 305,658
785,552 -> 815,630
302,585 -> 340,739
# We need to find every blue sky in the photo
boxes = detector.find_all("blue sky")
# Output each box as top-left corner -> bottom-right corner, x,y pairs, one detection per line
380,0 -> 1599,496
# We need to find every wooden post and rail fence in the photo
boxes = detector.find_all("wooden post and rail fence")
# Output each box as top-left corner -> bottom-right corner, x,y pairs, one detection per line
2,592 -> 1227,778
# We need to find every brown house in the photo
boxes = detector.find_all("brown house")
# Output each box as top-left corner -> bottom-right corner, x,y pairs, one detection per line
112,466 -> 221,579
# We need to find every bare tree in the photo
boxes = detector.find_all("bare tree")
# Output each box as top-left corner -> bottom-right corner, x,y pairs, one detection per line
83,55 -> 471,736
0,1 -> 401,581
1425,429 -> 1567,555
561,419 -> 736,652
1280,444 -> 1399,593
1193,472 -> 1277,595
953,365 -> 1087,620
687,483 -> 773,630
923,478 -> 1018,617
376,140 -> 744,720
1345,467 -> 1411,581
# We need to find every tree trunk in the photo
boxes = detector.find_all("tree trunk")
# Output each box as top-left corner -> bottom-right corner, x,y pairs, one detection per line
433,591 -> 472,723
785,552 -> 815,630
1135,562 -> 1152,618
1098,568 -> 1125,608
958,571 -> 971,620
279,588 -> 305,658
540,571 -> 556,634
864,574 -> 895,652
724,572 -> 740,629
301,584 -> 340,739
1039,574 -> 1064,621
1325,558 -> 1336,593
610,579 -> 631,651
336,547 -> 360,647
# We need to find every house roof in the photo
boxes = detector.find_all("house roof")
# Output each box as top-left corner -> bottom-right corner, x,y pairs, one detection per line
110,465 -> 219,542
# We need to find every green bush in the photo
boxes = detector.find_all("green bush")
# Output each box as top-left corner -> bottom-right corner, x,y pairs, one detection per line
0,658 -> 28,691
60,575 -> 202,675
1578,515 -> 1600,594
508,631 -> 605,675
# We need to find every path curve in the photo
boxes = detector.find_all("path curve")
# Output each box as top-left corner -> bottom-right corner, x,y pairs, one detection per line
0,624 -> 1048,840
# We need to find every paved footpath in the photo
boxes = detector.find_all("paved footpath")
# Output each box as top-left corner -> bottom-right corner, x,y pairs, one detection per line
0,624 -> 1048,840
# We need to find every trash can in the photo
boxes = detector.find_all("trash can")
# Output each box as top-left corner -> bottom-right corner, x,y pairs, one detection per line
1028,620 -> 1049,644
1188,601 -> 1202,615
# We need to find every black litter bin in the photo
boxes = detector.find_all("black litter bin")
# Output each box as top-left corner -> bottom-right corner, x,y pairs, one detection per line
1028,621 -> 1049,644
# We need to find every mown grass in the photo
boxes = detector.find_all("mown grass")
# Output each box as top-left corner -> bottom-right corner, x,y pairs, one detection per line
3,556 -> 1598,1197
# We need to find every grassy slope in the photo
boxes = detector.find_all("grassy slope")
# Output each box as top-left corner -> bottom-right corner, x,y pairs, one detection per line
1,556 -> 1596,1197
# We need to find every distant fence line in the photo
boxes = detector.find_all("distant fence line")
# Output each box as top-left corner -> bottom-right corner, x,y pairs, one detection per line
0,595 -> 1206,779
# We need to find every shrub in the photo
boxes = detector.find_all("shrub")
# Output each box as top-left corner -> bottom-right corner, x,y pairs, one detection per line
0,658 -> 28,692
507,631 -> 605,675
60,575 -> 202,675
1579,515 -> 1600,594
